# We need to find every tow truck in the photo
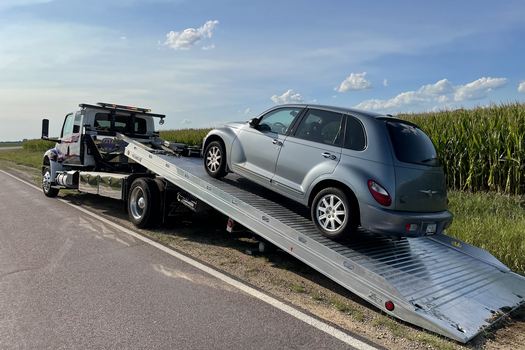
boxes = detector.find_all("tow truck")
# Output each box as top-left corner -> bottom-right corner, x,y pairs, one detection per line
40,102 -> 525,343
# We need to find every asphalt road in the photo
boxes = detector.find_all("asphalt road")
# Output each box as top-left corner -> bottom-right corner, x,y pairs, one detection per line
0,171 -> 358,349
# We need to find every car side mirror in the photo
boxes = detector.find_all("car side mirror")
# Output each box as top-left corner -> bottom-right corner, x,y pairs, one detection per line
249,118 -> 260,128
42,119 -> 49,139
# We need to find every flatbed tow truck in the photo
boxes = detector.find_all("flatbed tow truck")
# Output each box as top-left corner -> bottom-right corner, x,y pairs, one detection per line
41,103 -> 525,343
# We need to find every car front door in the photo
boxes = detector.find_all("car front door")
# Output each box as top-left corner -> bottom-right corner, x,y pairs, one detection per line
230,107 -> 303,183
271,108 -> 344,200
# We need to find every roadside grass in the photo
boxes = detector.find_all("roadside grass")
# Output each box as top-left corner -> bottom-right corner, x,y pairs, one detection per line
0,141 -> 22,147
0,149 -> 42,169
447,191 -> 525,274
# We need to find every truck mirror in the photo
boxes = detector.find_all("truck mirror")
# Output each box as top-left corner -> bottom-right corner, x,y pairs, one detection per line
42,119 -> 49,139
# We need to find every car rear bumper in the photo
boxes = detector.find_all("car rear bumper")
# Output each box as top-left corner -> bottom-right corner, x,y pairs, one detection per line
360,204 -> 453,237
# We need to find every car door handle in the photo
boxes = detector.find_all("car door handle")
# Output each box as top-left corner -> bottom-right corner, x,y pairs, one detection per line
272,139 -> 283,146
322,152 -> 337,160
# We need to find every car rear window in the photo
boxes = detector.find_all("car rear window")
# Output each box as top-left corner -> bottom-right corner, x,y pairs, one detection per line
386,121 -> 439,166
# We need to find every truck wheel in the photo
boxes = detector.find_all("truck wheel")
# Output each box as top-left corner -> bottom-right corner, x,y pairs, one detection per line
311,187 -> 357,239
128,178 -> 160,228
42,166 -> 59,197
204,141 -> 227,178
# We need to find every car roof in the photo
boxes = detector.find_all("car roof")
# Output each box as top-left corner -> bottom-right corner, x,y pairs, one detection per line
273,103 -> 387,120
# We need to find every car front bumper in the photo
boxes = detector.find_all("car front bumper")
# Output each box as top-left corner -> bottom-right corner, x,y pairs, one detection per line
360,204 -> 453,237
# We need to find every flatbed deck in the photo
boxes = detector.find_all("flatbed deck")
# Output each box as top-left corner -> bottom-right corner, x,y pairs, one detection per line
124,139 -> 525,343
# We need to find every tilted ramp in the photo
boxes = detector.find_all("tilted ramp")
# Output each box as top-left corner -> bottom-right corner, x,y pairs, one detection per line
124,140 -> 525,343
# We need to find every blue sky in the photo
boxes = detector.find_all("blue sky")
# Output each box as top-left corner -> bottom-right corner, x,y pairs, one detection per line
0,0 -> 524,140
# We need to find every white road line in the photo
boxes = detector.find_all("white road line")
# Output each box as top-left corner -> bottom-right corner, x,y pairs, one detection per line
0,170 -> 378,350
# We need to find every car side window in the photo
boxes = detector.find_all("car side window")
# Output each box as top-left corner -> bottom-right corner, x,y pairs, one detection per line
61,113 -> 75,138
344,115 -> 366,151
294,109 -> 343,146
258,108 -> 301,135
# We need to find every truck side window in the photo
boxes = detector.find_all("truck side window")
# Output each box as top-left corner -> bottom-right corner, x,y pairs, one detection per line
73,113 -> 82,134
61,113 -> 75,138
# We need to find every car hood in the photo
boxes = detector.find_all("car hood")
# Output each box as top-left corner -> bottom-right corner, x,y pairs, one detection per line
224,121 -> 247,129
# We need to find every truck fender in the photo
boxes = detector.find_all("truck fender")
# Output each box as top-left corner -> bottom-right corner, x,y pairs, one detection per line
43,148 -> 63,183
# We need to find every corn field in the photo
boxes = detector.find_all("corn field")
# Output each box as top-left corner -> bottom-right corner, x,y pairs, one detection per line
401,103 -> 525,195
160,128 -> 211,146
23,139 -> 55,152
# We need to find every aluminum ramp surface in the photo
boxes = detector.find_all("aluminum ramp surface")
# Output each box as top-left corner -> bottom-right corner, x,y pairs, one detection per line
125,142 -> 525,343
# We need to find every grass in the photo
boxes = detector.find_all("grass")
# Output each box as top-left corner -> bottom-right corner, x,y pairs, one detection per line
0,149 -> 43,169
447,190 -> 525,274
290,283 -> 306,293
0,141 -> 22,147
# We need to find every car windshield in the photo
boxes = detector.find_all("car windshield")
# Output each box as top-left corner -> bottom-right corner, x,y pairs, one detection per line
386,121 -> 439,166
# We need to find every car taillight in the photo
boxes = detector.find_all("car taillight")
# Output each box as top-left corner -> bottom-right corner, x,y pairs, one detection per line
367,180 -> 392,207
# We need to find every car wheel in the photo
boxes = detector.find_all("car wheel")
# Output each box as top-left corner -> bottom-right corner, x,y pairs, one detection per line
128,178 -> 160,228
311,187 -> 357,239
42,166 -> 59,197
204,140 -> 227,178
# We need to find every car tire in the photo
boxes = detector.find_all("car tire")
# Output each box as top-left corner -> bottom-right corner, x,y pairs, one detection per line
204,140 -> 227,178
311,187 -> 357,239
42,166 -> 59,197
127,178 -> 160,228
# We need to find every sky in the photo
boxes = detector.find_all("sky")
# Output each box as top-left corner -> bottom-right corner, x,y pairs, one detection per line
0,0 -> 524,140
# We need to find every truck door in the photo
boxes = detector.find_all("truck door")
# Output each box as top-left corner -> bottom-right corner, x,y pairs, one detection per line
57,112 -> 82,165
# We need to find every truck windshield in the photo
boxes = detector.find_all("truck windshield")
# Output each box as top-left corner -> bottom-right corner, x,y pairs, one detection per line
386,121 -> 439,166
94,113 -> 147,134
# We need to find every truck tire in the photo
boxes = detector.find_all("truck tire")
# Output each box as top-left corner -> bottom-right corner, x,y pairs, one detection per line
311,187 -> 357,239
128,178 -> 160,228
42,166 -> 59,197
204,140 -> 227,178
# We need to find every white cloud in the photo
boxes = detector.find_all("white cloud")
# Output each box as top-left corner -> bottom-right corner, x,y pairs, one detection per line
336,72 -> 372,92
181,118 -> 192,125
243,107 -> 251,115
164,20 -> 219,50
517,81 -> 525,93
271,89 -> 304,104
201,44 -> 215,50
383,79 -> 388,87
356,77 -> 506,111
453,77 -> 507,101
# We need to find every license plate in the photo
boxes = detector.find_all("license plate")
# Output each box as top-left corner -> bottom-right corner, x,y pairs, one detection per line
425,223 -> 437,234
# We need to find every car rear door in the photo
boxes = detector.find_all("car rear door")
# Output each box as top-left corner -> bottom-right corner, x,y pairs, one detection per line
231,107 -> 303,183
271,108 -> 344,199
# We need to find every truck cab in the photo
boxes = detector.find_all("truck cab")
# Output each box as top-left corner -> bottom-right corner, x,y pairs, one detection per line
41,103 -> 165,197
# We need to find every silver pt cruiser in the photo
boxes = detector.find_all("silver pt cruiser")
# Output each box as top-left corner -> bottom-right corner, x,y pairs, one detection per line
203,104 -> 453,239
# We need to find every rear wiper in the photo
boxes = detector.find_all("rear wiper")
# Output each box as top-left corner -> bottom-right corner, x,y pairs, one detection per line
421,157 -> 438,163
